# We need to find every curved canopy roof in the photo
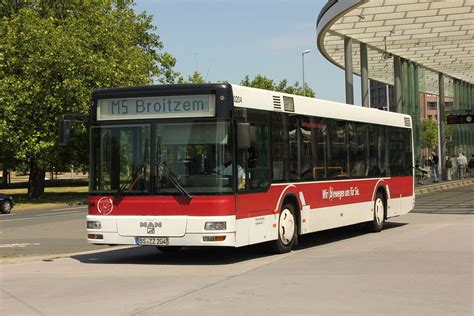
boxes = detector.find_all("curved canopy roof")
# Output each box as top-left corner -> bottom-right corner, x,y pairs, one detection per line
317,0 -> 474,95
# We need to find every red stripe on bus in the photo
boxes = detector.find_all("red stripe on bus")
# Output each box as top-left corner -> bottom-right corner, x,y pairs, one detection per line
88,176 -> 413,218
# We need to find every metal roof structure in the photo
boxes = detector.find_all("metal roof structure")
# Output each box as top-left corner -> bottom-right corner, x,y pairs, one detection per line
317,0 -> 474,95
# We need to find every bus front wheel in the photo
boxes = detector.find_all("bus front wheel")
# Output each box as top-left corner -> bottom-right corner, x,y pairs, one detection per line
270,203 -> 297,254
369,192 -> 386,232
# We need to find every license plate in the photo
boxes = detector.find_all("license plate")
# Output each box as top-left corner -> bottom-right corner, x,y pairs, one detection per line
135,237 -> 169,246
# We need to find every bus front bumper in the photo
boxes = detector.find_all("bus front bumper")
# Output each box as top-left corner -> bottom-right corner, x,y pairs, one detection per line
86,215 -> 236,247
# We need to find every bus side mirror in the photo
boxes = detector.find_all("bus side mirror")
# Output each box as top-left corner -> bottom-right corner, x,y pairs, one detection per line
237,122 -> 250,149
59,119 -> 71,145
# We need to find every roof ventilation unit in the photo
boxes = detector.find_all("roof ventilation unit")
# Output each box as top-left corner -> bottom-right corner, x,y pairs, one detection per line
404,117 -> 411,128
273,96 -> 282,111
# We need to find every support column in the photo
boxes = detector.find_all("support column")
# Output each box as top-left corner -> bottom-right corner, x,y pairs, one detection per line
413,64 -> 420,163
454,79 -> 460,155
406,61 -> 414,116
360,43 -> 369,107
401,59 -> 409,115
394,56 -> 402,113
344,37 -> 354,105
438,73 -> 446,180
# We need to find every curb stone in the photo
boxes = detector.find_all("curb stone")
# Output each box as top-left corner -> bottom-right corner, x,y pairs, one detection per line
415,178 -> 474,195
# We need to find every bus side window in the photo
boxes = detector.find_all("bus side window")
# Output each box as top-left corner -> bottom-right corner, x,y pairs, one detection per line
326,120 -> 349,179
349,122 -> 369,178
238,112 -> 271,191
271,112 -> 289,182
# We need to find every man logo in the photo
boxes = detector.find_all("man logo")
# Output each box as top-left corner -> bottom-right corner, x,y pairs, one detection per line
140,222 -> 162,235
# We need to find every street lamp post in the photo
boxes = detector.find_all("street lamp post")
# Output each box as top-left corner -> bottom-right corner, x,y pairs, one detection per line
302,49 -> 311,96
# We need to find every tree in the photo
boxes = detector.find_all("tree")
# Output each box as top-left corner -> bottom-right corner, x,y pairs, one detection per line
240,75 -> 315,97
420,119 -> 438,151
0,0 -> 178,197
175,71 -> 207,84
186,71 -> 206,84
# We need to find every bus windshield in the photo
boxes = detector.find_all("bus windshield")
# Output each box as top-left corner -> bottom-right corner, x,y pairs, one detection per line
156,121 -> 232,194
91,121 -> 233,194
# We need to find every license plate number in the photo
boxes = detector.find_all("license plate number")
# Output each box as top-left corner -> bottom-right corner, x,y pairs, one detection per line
135,237 -> 169,246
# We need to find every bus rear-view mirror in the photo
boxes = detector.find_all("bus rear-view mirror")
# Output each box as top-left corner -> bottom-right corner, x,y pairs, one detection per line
237,122 -> 250,149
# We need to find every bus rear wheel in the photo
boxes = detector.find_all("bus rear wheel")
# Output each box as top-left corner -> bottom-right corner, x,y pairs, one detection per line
270,203 -> 297,254
369,192 -> 385,232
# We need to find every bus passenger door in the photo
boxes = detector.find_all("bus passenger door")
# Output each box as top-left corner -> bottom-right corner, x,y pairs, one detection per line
235,111 -> 275,246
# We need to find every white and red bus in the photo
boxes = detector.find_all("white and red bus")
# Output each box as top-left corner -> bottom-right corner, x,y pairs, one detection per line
86,84 -> 414,253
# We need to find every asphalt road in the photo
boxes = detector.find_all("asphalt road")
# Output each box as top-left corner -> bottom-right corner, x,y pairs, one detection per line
0,206 -> 109,258
1,185 -> 473,315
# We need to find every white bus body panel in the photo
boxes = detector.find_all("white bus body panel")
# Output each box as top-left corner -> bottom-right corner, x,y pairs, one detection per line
231,84 -> 412,129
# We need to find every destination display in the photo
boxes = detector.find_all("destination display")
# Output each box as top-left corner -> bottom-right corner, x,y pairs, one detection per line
97,95 -> 216,120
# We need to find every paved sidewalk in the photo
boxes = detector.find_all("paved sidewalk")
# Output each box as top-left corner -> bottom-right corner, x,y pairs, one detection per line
415,178 -> 474,195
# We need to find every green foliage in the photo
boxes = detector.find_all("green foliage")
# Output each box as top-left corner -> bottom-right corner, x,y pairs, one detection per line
158,52 -> 181,83
240,75 -> 315,97
175,71 -> 207,84
186,71 -> 206,84
420,119 -> 438,150
0,0 -> 178,197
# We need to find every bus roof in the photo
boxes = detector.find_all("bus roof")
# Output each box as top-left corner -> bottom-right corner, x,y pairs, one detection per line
90,83 -> 411,129
230,84 -> 412,129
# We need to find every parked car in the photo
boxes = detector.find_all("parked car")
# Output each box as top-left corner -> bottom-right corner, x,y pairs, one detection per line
0,193 -> 14,214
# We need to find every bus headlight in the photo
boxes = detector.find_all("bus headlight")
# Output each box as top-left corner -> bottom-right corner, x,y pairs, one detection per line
87,221 -> 102,229
204,221 -> 226,231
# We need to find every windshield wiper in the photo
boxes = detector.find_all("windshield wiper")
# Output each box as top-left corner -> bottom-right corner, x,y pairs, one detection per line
156,161 -> 192,201
114,163 -> 145,200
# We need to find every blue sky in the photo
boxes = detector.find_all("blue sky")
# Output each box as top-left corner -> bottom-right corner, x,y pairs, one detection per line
134,0 -> 362,104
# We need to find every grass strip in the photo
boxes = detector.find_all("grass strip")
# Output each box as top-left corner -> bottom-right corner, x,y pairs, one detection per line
0,186 -> 88,211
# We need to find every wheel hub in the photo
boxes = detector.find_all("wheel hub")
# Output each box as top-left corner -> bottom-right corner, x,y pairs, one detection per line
375,198 -> 384,225
279,209 -> 295,245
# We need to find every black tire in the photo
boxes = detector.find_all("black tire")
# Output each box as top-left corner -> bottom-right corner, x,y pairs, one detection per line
270,203 -> 297,254
156,246 -> 182,253
369,192 -> 385,232
1,200 -> 12,214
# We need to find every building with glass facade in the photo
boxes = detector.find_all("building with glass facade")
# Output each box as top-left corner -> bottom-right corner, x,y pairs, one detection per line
316,0 -> 473,179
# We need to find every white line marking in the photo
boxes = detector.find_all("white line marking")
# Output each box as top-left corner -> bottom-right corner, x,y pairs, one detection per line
0,243 -> 40,248
34,210 -> 84,217
51,206 -> 87,212
1,211 -> 85,222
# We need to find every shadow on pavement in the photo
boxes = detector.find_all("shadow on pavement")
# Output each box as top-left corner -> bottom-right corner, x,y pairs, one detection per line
295,221 -> 407,251
71,221 -> 408,265
72,244 -> 273,265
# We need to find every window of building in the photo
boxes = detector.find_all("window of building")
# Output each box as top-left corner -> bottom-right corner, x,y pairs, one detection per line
427,101 -> 437,110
